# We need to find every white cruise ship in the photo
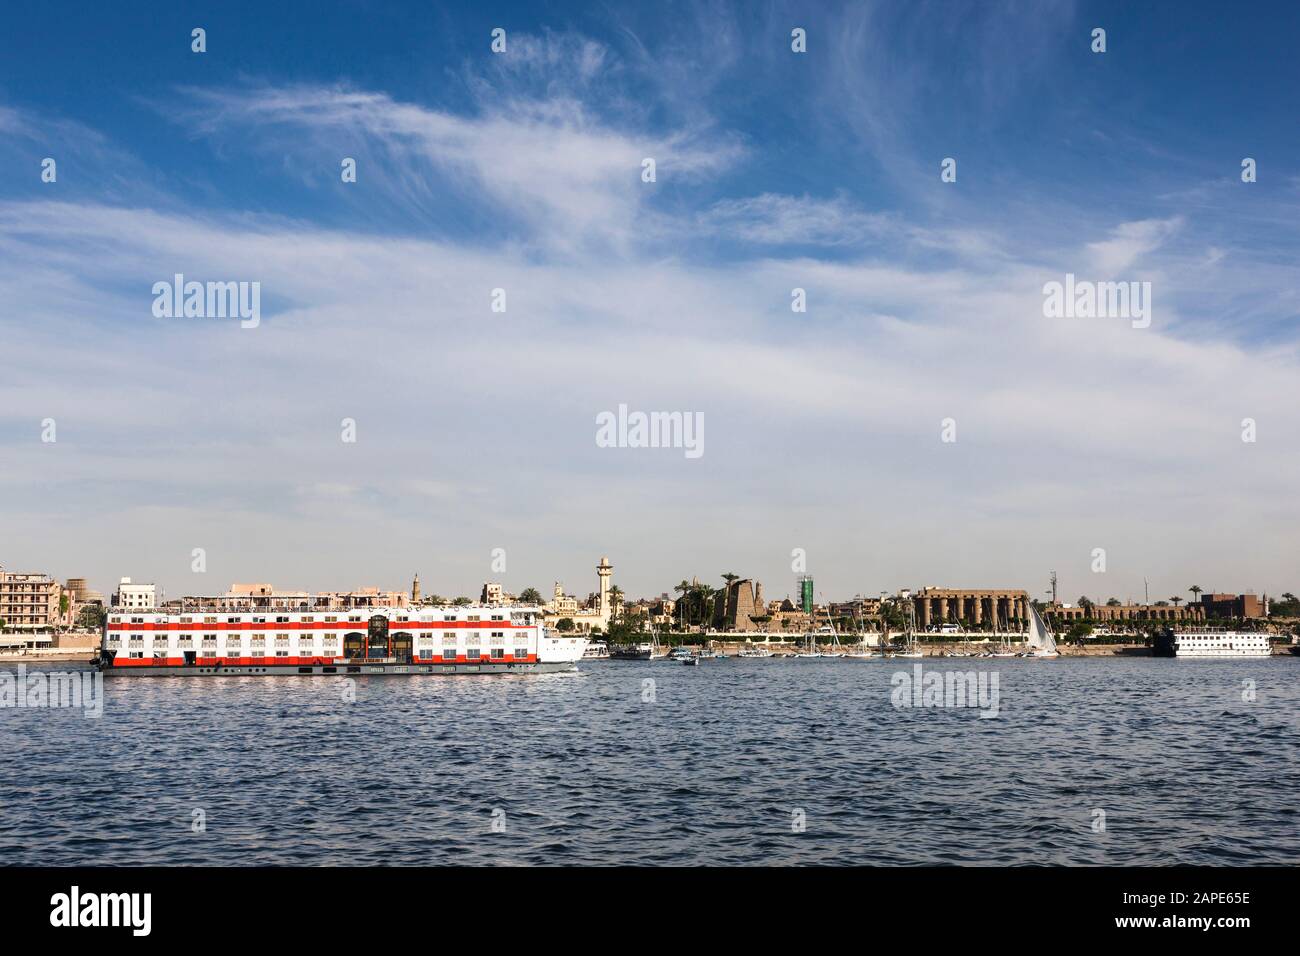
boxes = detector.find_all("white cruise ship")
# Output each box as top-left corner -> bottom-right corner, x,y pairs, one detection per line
1166,630 -> 1271,659
98,603 -> 588,676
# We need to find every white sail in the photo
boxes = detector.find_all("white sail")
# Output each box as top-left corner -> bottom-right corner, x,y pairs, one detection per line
1027,605 -> 1057,654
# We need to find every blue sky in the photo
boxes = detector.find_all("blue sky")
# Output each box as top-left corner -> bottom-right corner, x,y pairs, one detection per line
1,1 -> 1298,604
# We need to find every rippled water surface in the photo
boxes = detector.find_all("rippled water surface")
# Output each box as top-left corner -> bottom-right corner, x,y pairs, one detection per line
2,658 -> 1297,865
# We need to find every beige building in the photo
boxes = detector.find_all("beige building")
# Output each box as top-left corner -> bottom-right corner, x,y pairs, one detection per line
546,582 -> 580,617
543,557 -> 615,633
910,587 -> 1032,629
1044,602 -> 1205,623
827,598 -> 883,624
767,597 -> 812,632
0,567 -> 62,631
211,583 -> 406,610
61,577 -> 100,626
480,582 -> 507,606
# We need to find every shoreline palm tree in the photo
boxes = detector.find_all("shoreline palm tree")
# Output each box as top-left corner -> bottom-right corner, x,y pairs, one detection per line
674,580 -> 691,630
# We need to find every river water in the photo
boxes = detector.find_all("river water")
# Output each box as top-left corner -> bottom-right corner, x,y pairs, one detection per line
1,657 -> 1296,865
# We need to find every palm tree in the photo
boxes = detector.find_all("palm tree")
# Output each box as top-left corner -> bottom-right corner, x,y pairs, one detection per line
674,580 -> 692,629
1170,596 -> 1183,608
1188,585 -> 1202,606
721,572 -> 739,585
518,587 -> 543,605
698,584 -> 717,627
607,584 -> 624,619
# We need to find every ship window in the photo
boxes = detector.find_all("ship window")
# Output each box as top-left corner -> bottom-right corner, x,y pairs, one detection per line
442,635 -> 458,646
466,648 -> 480,658
419,649 -> 434,660
491,648 -> 504,659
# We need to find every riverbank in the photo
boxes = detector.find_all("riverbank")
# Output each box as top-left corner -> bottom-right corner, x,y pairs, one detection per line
0,650 -> 97,665
702,639 -> 1296,657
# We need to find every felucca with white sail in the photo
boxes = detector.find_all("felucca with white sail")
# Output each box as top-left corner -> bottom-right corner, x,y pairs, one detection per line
1025,604 -> 1060,658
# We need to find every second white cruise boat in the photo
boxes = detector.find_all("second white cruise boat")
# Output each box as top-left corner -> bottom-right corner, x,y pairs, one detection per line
1157,629 -> 1270,658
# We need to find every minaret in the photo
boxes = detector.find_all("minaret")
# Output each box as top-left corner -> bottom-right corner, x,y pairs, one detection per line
412,573 -> 421,604
596,556 -> 613,623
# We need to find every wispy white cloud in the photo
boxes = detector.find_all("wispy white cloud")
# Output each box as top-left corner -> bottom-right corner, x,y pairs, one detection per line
697,193 -> 892,246
165,82 -> 743,256
1086,217 -> 1183,274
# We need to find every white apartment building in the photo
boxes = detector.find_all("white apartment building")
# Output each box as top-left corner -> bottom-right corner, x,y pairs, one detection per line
113,577 -> 159,609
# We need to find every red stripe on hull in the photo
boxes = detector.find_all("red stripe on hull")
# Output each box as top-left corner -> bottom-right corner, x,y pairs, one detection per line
107,621 -> 529,632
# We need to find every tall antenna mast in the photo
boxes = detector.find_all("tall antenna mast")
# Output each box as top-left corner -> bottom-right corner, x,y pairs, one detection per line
1049,570 -> 1058,605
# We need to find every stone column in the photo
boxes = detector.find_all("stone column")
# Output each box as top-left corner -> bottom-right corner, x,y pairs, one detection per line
972,597 -> 982,625
939,598 -> 949,623
921,598 -> 932,628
